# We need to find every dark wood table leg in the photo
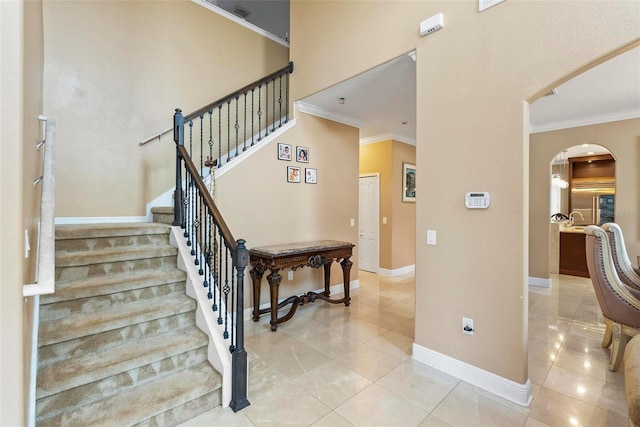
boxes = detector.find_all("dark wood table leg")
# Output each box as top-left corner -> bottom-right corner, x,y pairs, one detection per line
267,269 -> 282,331
323,260 -> 333,297
250,266 -> 265,322
340,257 -> 353,306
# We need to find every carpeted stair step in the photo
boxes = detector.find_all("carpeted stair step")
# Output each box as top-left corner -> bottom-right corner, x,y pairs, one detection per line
38,293 -> 196,347
151,206 -> 175,225
43,268 -> 186,304
55,254 -> 179,282
55,223 -> 171,241
38,361 -> 221,427
56,244 -> 178,268
38,311 -> 198,368
37,325 -> 209,399
40,282 -> 187,321
56,230 -> 170,254
37,340 -> 210,421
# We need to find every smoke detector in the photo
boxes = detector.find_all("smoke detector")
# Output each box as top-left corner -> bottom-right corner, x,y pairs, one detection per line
543,89 -> 558,97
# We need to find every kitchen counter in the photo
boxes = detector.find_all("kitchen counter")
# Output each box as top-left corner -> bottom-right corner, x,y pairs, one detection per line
559,229 -> 589,277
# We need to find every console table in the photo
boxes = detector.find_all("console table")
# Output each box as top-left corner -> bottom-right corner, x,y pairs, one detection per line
249,240 -> 355,331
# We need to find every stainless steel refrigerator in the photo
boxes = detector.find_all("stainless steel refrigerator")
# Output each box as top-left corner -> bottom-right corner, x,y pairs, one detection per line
570,179 -> 615,226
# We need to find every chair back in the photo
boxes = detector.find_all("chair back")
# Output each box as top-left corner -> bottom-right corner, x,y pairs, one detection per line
584,225 -> 640,329
602,223 -> 640,291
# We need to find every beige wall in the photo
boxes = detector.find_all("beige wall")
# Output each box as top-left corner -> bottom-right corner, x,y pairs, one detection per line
43,0 -> 289,218
359,140 -> 416,271
1,0 -> 44,424
392,140 -> 416,269
530,118 -> 640,279
216,112 -> 360,308
291,0 -> 640,384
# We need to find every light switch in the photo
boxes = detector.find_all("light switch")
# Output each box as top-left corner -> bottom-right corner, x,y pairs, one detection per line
382,217 -> 387,224
350,218 -> 355,227
427,230 -> 437,245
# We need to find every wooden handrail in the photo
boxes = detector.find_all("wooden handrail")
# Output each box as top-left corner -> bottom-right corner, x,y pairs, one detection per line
177,145 -> 237,250
184,61 -> 293,123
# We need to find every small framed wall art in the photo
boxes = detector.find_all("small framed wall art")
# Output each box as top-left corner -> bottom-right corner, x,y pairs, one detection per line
305,168 -> 317,184
278,143 -> 292,161
287,166 -> 301,183
402,162 -> 416,203
296,146 -> 309,163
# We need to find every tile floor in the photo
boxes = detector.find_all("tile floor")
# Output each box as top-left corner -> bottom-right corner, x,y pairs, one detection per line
179,271 -> 630,426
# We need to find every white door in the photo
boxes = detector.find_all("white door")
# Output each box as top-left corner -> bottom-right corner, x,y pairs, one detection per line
359,175 -> 379,273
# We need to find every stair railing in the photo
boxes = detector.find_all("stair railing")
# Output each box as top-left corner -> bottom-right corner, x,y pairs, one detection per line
170,62 -> 293,411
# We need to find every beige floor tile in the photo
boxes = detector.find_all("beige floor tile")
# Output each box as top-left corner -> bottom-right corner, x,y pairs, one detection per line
358,309 -> 411,329
376,359 -> 459,412
335,383 -> 428,427
242,384 -> 331,426
543,365 -> 628,415
528,387 -> 628,427
523,417 -> 551,426
335,343 -> 404,381
365,329 -> 413,361
328,318 -> 389,343
390,317 -> 415,339
553,347 -> 625,386
430,383 -> 528,427
177,405 -> 255,427
310,411 -> 354,427
418,414 -> 455,426
257,338 -> 331,380
293,360 -> 372,409
248,357 -> 289,398
298,325 -> 362,359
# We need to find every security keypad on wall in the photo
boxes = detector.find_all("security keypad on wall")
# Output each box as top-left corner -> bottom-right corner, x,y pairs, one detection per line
465,192 -> 490,209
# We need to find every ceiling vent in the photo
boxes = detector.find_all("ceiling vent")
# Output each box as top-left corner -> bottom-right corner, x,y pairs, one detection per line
232,6 -> 250,19
543,89 -> 558,97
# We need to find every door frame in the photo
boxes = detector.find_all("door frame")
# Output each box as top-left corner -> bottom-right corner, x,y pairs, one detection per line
359,173 -> 380,273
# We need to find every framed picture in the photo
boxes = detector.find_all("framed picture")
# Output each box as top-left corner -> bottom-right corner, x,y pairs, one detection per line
287,166 -> 301,183
296,146 -> 309,163
305,168 -> 317,184
278,143 -> 292,161
402,162 -> 416,203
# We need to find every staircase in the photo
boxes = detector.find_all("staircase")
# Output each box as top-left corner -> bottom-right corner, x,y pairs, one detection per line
36,223 -> 222,426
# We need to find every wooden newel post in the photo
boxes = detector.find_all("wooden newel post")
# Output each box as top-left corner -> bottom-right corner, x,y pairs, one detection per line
230,239 -> 250,412
173,108 -> 184,227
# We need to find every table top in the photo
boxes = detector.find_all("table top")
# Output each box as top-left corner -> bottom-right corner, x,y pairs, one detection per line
250,240 -> 354,258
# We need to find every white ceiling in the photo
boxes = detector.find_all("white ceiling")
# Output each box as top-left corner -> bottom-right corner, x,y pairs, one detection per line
298,47 -> 640,150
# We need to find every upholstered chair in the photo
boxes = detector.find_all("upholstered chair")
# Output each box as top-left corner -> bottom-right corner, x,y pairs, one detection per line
584,225 -> 640,371
602,223 -> 640,292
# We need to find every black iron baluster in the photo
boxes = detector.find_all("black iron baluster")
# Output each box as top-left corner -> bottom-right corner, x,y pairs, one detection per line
257,84 -> 262,141
211,222 -> 218,312
265,80 -> 269,138
234,96 -> 239,157
218,105 -> 223,166
278,73 -> 283,128
243,92 -> 247,151
223,246 -> 230,339
204,205 -> 210,290
227,100 -> 231,162
186,121 -> 194,247
272,77 -> 276,133
217,227 -> 224,325
285,69 -> 290,123
251,89 -> 255,147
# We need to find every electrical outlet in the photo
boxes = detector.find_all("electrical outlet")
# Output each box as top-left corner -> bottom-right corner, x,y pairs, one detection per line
288,271 -> 294,281
462,317 -> 474,335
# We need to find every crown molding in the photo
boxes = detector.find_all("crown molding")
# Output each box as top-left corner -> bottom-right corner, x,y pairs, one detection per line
530,109 -> 640,134
359,133 -> 416,146
295,101 -> 364,129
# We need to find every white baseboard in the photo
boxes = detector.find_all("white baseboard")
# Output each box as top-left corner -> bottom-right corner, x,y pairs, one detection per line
528,276 -> 552,287
55,216 -> 148,225
243,279 -> 360,320
412,343 -> 532,407
378,265 -> 415,277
